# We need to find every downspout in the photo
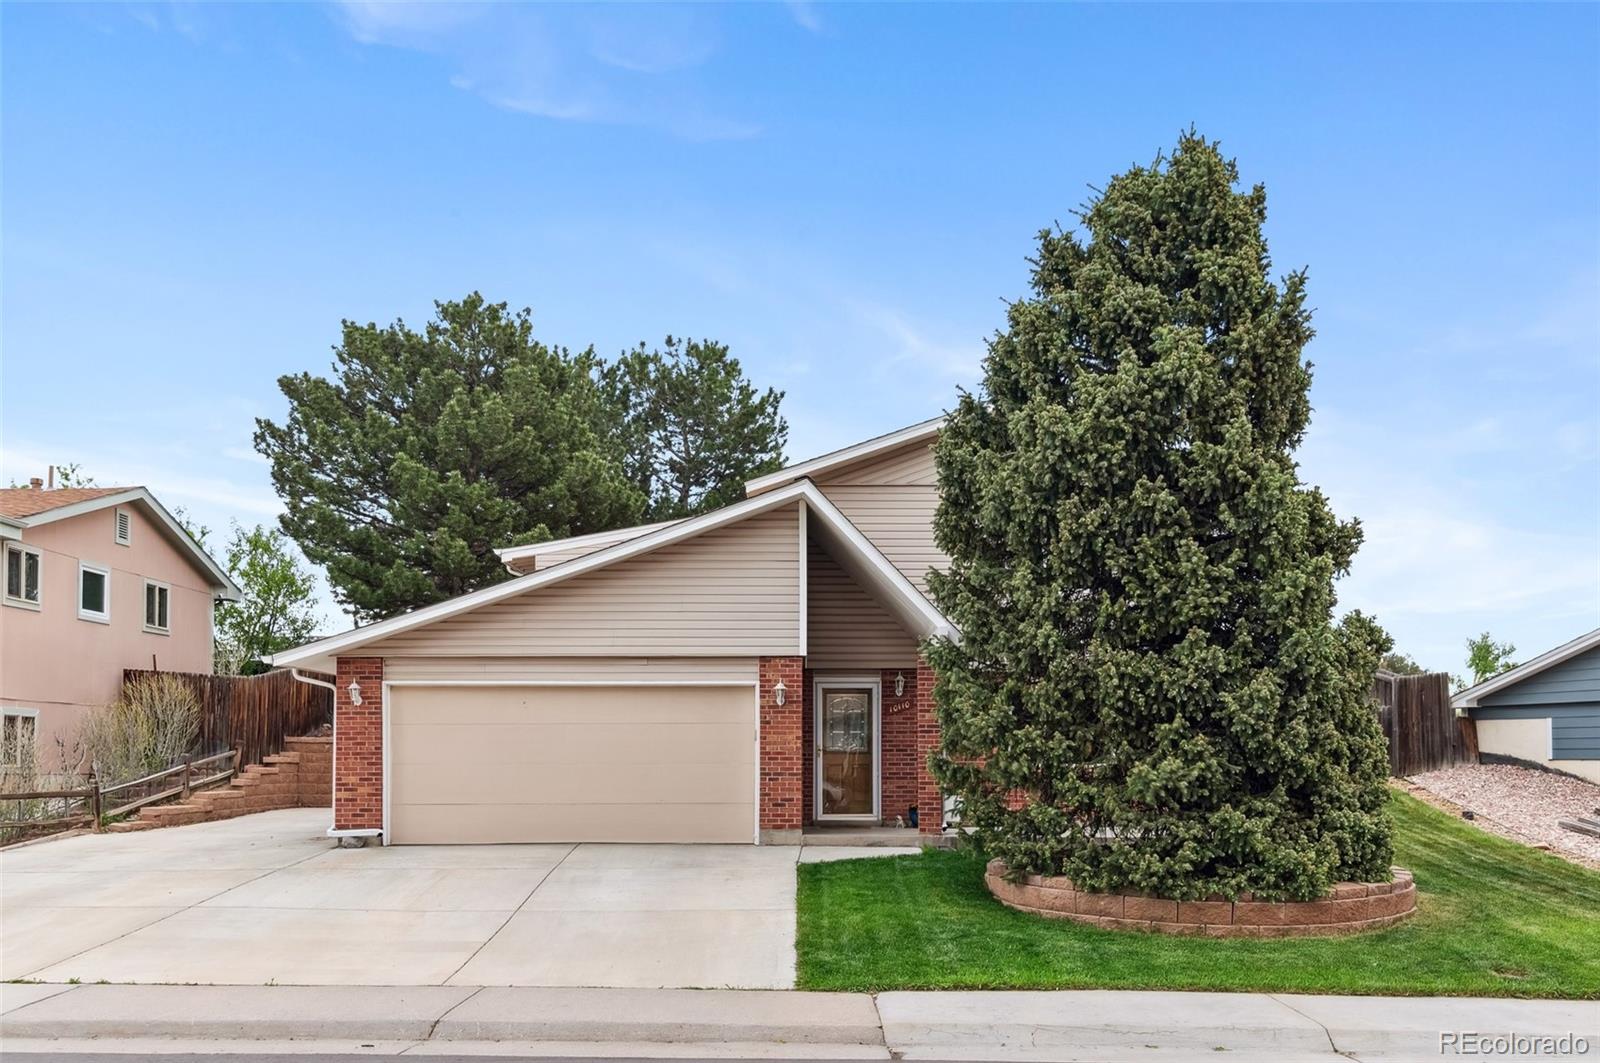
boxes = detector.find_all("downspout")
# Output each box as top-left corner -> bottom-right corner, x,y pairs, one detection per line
288,668 -> 336,694
286,668 -> 380,842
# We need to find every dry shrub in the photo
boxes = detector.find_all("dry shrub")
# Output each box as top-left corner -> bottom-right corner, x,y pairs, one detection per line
80,674 -> 203,784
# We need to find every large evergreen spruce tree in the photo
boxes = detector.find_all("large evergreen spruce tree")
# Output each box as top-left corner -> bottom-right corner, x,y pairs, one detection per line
927,133 -> 1394,902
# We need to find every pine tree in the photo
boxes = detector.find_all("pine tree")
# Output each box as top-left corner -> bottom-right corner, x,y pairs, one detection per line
927,133 -> 1394,902
255,294 -> 644,622
601,337 -> 788,520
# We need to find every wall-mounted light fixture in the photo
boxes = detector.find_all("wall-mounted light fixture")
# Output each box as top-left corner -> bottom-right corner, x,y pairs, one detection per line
774,678 -> 787,706
894,671 -> 906,697
346,681 -> 364,707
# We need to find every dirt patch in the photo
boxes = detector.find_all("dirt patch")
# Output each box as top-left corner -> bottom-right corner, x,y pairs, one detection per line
1404,763 -> 1600,870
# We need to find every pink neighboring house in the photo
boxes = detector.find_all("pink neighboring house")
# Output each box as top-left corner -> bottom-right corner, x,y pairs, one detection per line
0,482 -> 241,771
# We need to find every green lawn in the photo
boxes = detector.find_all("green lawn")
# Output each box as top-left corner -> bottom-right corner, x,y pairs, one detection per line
796,790 -> 1600,998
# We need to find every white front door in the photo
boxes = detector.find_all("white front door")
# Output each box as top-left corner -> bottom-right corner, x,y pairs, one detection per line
813,678 -> 881,822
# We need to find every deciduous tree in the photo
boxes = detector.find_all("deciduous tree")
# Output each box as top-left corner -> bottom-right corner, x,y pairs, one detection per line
213,523 -> 321,674
1464,632 -> 1517,686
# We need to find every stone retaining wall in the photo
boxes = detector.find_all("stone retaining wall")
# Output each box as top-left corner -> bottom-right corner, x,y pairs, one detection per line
985,859 -> 1416,937
283,736 -> 332,807
109,736 -> 333,832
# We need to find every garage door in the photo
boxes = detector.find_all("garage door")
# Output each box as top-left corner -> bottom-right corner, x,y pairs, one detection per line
388,685 -> 757,844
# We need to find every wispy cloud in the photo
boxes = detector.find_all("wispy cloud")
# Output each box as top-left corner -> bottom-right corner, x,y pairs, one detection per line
331,2 -> 761,141
786,1 -> 824,34
849,299 -> 984,381
1,442 -> 282,518
1303,404 -> 1599,673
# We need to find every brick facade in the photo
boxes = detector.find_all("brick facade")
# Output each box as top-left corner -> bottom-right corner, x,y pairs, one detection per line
879,667 -> 920,826
326,652 -> 940,840
915,660 -> 942,833
799,660 -> 943,831
758,656 -> 804,834
800,669 -> 815,825
333,656 -> 384,832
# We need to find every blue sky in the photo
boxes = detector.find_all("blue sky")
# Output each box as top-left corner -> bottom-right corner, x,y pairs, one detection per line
3,2 -> 1596,673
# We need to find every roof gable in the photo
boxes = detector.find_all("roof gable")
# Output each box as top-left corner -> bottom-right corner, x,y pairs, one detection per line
367,505 -> 801,658
745,416 -> 944,497
1453,627 -> 1600,708
0,486 -> 130,520
269,478 -> 954,670
1,486 -> 239,598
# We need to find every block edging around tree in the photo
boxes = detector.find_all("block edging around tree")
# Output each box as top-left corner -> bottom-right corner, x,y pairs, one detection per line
984,859 -> 1416,938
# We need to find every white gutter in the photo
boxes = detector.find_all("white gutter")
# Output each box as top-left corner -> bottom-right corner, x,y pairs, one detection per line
288,669 -> 336,693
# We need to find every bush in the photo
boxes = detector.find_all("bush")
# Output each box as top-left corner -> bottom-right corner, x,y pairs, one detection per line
79,674 -> 203,784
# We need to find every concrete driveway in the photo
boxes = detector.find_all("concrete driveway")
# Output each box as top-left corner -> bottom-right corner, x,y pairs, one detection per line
0,808 -> 889,990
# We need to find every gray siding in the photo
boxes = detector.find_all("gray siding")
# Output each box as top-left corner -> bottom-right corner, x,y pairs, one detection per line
1553,712 -> 1600,760
1472,645 -> 1600,762
1479,645 -> 1600,707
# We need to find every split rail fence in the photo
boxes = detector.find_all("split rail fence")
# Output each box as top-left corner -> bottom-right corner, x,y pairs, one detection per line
2,669 -> 332,841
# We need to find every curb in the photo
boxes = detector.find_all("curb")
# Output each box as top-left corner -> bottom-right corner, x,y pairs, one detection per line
875,990 -> 1334,1055
433,988 -> 885,1045
0,985 -> 886,1047
4,984 -> 1594,1059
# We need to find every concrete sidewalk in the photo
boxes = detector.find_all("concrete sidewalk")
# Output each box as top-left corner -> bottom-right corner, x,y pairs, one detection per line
2,984 -> 1595,1060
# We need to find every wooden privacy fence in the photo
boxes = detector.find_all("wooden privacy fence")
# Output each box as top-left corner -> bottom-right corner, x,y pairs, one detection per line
124,668 -> 334,769
1372,671 -> 1478,777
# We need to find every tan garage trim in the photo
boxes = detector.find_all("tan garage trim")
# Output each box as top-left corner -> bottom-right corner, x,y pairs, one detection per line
385,682 -> 758,845
381,656 -> 759,684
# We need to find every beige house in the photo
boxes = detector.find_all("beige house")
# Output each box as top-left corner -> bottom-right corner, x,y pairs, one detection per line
0,484 -> 240,770
271,417 -> 956,845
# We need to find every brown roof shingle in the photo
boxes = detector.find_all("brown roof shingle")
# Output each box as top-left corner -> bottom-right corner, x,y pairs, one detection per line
0,486 -> 135,520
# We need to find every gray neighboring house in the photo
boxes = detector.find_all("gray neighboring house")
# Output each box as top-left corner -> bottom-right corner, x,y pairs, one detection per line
1452,627 -> 1600,784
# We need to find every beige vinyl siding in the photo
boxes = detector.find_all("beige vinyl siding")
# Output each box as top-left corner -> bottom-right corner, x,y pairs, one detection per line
812,439 -> 946,593
370,505 -> 800,658
388,684 -> 755,844
820,485 -> 947,593
806,538 -> 919,669
814,440 -> 938,487
503,521 -> 680,575
504,542 -> 610,576
383,656 -> 758,683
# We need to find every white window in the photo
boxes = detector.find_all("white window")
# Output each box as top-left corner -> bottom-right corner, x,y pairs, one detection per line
114,508 -> 132,546
1,710 -> 37,767
78,562 -> 110,623
3,544 -> 41,609
143,580 -> 170,634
